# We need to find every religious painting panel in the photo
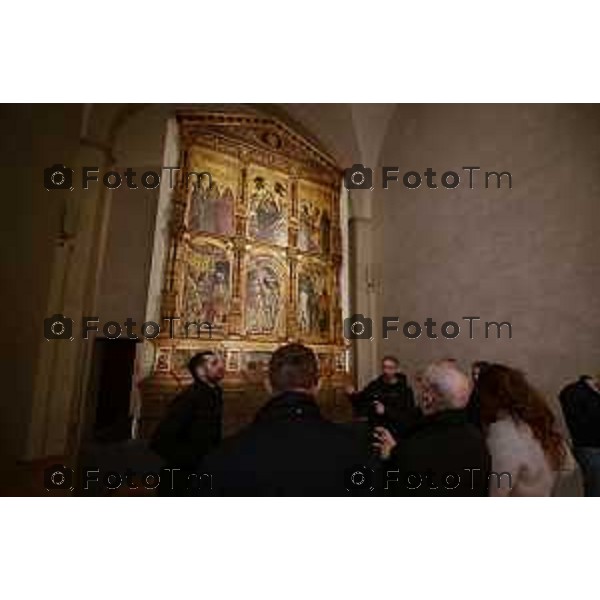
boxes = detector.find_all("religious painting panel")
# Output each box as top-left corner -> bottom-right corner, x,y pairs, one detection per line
239,350 -> 272,386
186,147 -> 237,236
181,238 -> 233,333
297,179 -> 332,255
246,165 -> 289,247
297,258 -> 332,343
226,349 -> 241,372
243,251 -> 287,338
243,351 -> 273,374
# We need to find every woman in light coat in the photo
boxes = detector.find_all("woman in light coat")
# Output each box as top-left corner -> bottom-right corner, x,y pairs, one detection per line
478,364 -> 567,496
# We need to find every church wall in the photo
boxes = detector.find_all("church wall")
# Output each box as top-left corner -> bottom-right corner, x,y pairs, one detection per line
0,104 -> 85,466
372,104 -> 600,403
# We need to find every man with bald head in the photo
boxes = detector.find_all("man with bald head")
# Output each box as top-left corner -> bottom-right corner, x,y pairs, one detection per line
373,360 -> 490,496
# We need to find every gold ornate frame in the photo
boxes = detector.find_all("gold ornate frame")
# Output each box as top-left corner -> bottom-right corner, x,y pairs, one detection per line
150,111 -> 350,388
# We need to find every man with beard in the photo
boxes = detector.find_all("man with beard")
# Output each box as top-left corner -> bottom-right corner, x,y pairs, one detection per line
150,351 -> 225,496
346,355 -> 416,435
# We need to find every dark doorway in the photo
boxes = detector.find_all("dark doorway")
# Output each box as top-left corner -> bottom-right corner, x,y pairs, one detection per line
91,338 -> 138,442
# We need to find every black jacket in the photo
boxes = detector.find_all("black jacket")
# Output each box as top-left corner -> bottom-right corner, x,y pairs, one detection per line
559,377 -> 600,448
202,391 -> 372,496
351,374 -> 416,433
466,386 -> 482,429
383,409 -> 491,496
150,379 -> 223,470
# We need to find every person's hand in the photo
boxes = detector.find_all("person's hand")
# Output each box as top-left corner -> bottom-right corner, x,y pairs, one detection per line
419,388 -> 436,415
372,426 -> 397,460
373,400 -> 385,415
345,384 -> 356,396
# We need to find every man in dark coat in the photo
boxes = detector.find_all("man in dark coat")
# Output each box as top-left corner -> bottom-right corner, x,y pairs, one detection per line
373,360 -> 490,496
202,343 -> 372,496
150,351 -> 224,495
347,355 -> 416,435
559,375 -> 600,496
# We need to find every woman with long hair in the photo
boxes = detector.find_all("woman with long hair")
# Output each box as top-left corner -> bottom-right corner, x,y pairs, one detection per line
478,364 -> 567,496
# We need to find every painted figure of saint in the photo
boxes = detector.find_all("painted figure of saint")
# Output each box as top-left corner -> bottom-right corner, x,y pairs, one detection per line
310,207 -> 321,251
184,248 -> 231,330
188,179 -> 234,235
298,273 -> 317,334
216,187 -> 234,235
298,204 -> 312,251
298,269 -> 330,339
188,179 -> 209,231
298,277 -> 311,331
246,261 -> 282,334
317,285 -> 330,335
248,176 -> 287,245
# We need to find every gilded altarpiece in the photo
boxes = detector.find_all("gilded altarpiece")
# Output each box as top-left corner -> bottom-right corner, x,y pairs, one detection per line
139,113 -> 350,436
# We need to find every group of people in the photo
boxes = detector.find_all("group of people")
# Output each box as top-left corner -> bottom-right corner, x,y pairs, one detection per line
150,345 -> 599,496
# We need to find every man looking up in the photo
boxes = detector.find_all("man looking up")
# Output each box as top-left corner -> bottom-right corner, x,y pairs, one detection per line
373,360 -> 490,496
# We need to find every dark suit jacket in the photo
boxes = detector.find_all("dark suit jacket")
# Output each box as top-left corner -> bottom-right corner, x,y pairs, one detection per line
150,379 -> 223,470
383,409 -> 491,496
560,377 -> 600,448
202,391 -> 371,496
351,373 -> 417,435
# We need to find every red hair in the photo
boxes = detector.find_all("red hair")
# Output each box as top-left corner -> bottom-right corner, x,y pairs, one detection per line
478,364 -> 565,470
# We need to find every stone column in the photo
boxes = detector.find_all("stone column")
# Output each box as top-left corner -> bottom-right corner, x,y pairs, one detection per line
347,188 -> 378,389
26,141 -> 115,460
